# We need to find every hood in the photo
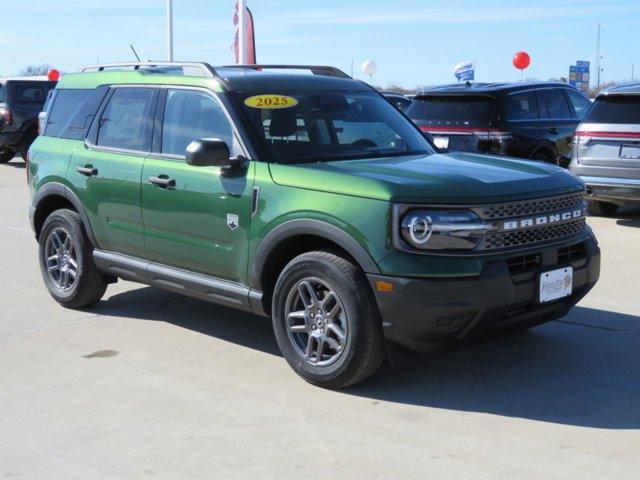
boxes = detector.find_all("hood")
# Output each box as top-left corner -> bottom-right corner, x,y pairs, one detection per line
268,152 -> 584,204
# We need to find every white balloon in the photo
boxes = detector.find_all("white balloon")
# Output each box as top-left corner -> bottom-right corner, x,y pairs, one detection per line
361,60 -> 377,77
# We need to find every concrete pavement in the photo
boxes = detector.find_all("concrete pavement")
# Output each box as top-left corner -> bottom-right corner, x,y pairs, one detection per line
1,158 -> 639,479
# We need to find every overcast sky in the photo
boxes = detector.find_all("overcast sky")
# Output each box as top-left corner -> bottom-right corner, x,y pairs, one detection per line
1,0 -> 638,87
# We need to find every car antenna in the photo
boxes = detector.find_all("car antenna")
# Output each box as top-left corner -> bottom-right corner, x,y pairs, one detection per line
130,44 -> 141,61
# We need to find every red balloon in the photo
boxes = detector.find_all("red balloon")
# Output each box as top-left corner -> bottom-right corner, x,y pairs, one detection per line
47,69 -> 60,81
512,51 -> 531,70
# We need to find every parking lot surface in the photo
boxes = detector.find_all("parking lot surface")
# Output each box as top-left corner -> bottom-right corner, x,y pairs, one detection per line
1,159 -> 639,479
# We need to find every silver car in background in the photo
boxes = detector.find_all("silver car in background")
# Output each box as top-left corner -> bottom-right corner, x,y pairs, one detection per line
569,84 -> 640,215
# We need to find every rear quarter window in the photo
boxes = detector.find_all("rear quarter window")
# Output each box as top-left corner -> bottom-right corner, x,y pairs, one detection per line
584,95 -> 640,124
0,84 -> 5,103
45,89 -> 94,139
565,89 -> 592,119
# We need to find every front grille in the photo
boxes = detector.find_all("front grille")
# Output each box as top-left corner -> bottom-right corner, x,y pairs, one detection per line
481,218 -> 586,250
476,192 -> 585,220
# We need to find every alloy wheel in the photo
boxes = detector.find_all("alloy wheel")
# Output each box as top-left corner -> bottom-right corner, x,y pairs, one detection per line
284,277 -> 349,367
44,227 -> 78,292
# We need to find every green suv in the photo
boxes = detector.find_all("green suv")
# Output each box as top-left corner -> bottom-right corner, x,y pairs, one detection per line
28,62 -> 600,388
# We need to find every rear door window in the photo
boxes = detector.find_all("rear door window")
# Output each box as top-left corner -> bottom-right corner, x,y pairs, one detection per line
0,84 -> 5,103
97,88 -> 156,152
565,89 -> 592,119
407,96 -> 496,126
506,91 -> 539,120
583,95 -> 640,124
539,89 -> 572,119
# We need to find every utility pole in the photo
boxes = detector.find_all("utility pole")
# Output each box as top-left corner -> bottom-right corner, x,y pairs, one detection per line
595,23 -> 601,89
166,0 -> 174,61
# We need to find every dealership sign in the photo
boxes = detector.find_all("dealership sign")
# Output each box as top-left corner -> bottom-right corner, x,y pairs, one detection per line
569,60 -> 590,92
453,61 -> 475,81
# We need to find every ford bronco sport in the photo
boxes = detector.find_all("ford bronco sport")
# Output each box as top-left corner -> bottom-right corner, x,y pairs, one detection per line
28,62 -> 600,388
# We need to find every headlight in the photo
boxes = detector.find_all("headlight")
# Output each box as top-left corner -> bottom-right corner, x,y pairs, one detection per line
399,210 -> 492,251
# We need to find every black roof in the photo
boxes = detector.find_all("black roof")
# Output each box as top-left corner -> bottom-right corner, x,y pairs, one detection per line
417,81 -> 577,96
216,67 -> 371,93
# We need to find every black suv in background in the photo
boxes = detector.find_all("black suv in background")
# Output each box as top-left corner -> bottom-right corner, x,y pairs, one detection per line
0,77 -> 56,162
407,82 -> 592,167
381,92 -> 413,112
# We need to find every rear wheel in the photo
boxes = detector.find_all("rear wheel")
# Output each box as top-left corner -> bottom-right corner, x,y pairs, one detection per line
530,150 -> 557,165
272,251 -> 385,389
587,199 -> 619,216
39,209 -> 107,308
19,130 -> 38,161
0,147 -> 15,163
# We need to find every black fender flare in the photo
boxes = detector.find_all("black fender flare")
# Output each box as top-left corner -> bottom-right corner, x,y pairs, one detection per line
249,218 -> 380,291
32,182 -> 100,248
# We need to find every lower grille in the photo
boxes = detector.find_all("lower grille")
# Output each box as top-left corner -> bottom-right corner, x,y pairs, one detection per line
507,253 -> 542,274
558,243 -> 587,263
482,218 -> 586,250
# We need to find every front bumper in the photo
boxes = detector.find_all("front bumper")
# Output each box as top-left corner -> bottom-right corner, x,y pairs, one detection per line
368,235 -> 600,354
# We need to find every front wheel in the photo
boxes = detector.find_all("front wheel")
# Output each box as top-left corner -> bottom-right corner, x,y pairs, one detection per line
272,251 -> 385,389
0,147 -> 15,163
39,209 -> 107,308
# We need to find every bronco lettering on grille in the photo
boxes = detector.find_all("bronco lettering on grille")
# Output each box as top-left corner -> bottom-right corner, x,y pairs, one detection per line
503,209 -> 584,231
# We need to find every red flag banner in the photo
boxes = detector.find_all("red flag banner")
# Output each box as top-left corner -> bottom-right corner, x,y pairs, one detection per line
232,1 -> 256,64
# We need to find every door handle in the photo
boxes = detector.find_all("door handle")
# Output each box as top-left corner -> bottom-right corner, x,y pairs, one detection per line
548,127 -> 558,134
148,175 -> 176,189
76,164 -> 98,176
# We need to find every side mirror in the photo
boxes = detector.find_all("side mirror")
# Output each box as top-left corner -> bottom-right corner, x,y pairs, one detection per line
186,138 -> 241,168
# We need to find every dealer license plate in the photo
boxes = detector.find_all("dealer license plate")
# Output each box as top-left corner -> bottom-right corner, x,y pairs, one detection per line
539,267 -> 573,303
433,136 -> 449,149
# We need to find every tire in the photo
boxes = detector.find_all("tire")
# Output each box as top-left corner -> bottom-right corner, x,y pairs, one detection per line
0,147 -> 15,163
272,251 -> 385,389
530,150 -> 556,165
587,199 -> 619,216
38,209 -> 107,308
19,131 -> 37,161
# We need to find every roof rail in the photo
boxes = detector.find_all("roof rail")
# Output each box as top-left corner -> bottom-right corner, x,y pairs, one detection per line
79,61 -> 217,78
221,64 -> 351,78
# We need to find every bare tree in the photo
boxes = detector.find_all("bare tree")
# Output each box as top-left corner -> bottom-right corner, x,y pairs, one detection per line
18,64 -> 52,76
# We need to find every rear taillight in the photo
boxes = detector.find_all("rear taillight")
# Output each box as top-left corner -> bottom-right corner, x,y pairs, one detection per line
37,111 -> 46,135
573,132 -> 592,146
0,107 -> 13,126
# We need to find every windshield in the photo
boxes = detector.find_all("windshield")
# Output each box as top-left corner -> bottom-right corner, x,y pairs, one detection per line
234,90 -> 434,163
407,95 -> 496,126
